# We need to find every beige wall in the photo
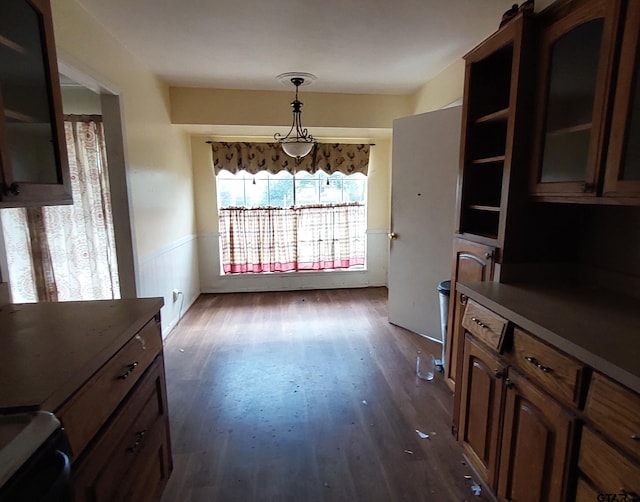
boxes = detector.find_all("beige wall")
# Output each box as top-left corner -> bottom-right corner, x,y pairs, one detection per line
411,59 -> 465,114
171,88 -> 411,130
61,86 -> 102,115
52,0 -> 196,258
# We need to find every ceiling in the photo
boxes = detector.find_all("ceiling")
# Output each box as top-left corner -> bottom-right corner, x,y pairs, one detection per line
72,0 -> 546,95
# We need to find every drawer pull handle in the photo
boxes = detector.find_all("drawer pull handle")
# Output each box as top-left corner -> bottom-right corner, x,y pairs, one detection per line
632,434 -> 640,440
471,317 -> 487,329
118,361 -> 139,380
524,356 -> 553,373
126,429 -> 148,454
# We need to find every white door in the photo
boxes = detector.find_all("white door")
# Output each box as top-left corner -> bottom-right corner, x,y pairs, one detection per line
388,106 -> 462,343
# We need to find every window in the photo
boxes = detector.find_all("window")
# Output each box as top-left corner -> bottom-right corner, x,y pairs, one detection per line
216,169 -> 367,274
216,169 -> 367,208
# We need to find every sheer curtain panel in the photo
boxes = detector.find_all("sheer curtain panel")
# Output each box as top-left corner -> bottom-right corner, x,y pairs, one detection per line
1,116 -> 120,302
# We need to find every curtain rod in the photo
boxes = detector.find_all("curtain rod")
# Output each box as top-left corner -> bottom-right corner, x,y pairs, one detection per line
205,140 -> 376,146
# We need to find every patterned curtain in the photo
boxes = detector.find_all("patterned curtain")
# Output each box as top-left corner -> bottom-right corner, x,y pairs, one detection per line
0,116 -> 120,302
210,142 -> 370,175
219,203 -> 365,273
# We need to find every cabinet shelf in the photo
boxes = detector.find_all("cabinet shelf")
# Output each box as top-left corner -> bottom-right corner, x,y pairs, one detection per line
5,109 -> 38,123
468,204 -> 501,212
546,122 -> 592,138
472,155 -> 506,165
476,108 -> 510,124
0,34 -> 27,54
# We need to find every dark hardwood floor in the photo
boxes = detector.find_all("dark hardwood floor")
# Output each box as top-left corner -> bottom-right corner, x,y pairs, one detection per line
160,287 -> 490,502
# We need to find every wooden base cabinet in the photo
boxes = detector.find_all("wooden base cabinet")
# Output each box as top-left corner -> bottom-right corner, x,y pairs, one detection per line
497,370 -> 573,502
458,334 -> 505,488
72,356 -> 172,502
579,371 -> 640,500
446,238 -> 495,437
457,299 -> 581,501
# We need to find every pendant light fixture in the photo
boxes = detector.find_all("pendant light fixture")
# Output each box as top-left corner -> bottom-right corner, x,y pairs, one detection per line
274,72 -> 317,161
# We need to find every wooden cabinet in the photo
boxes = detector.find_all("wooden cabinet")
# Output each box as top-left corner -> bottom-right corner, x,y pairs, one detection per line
455,287 -> 640,501
584,372 -> 640,461
531,0 -> 640,203
65,314 -> 173,502
447,238 -> 495,437
508,327 -> 587,406
447,8 -> 534,416
0,299 -> 172,501
445,238 -> 495,391
578,427 -> 640,500
531,0 -> 621,198
57,318 -> 164,458
456,10 -> 534,244
579,371 -> 640,500
457,300 -> 579,500
0,0 -> 72,207
497,369 -> 573,502
458,334 -> 505,488
72,356 -> 172,502
603,0 -> 640,199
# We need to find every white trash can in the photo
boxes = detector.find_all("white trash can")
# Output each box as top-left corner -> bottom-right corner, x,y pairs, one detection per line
436,280 -> 451,371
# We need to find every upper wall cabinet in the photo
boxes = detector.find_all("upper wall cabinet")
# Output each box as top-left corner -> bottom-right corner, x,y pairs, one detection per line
456,11 -> 534,246
0,0 -> 72,207
603,0 -> 640,198
530,0 -> 625,201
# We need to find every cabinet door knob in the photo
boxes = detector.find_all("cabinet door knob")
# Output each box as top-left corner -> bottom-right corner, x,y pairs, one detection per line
493,369 -> 503,379
8,183 -> 20,196
505,378 -> 514,389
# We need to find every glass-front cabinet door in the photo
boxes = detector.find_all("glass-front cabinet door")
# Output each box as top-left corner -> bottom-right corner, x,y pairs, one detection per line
530,0 -> 621,198
0,0 -> 71,207
603,0 -> 640,199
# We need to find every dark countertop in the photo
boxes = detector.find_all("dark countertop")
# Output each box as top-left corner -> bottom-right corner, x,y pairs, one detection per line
457,281 -> 640,394
0,298 -> 164,412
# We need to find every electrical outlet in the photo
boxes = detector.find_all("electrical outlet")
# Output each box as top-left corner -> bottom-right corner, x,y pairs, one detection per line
172,289 -> 181,302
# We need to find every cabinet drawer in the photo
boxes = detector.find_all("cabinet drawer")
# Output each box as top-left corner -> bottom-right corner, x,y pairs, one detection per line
575,477 -> 600,502
73,355 -> 170,502
585,372 -> 640,460
461,299 -> 509,351
508,328 -> 586,406
579,427 -> 640,498
58,318 -> 162,458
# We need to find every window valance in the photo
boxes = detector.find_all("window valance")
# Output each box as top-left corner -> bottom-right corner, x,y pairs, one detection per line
210,142 -> 370,175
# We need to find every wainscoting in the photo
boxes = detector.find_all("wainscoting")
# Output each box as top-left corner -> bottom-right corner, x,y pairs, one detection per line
137,234 -> 201,337
197,229 -> 389,293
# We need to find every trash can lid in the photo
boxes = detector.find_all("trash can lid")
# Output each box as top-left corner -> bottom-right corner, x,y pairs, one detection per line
437,280 -> 451,295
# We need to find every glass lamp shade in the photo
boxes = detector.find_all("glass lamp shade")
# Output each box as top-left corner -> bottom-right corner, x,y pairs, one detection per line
281,141 -> 314,159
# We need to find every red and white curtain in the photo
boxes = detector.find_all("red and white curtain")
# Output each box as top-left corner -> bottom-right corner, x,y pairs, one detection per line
219,203 -> 365,273
1,116 -> 120,302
